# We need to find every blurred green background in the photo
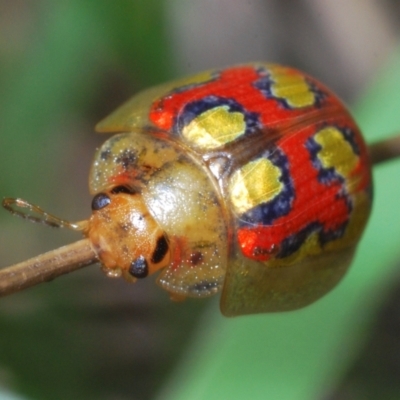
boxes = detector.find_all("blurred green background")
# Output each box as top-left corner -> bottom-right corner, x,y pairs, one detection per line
1,1 -> 400,399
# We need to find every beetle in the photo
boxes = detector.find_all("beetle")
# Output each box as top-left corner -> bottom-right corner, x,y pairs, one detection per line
1,63 -> 372,316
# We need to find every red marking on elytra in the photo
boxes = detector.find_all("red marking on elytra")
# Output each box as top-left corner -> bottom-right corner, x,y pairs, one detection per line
238,120 -> 371,262
149,66 -> 331,134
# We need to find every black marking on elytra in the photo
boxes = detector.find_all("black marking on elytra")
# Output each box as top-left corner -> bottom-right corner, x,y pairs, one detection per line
320,219 -> 348,246
239,146 -> 294,226
91,193 -> 111,211
151,235 -> 169,264
277,219 -> 348,259
129,256 -> 149,278
278,222 -> 320,258
341,126 -> 360,155
175,96 -> 261,138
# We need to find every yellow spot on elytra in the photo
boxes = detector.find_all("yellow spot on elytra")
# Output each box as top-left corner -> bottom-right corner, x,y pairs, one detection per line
182,106 -> 246,149
313,127 -> 369,253
269,66 -> 315,108
229,158 -> 283,214
314,127 -> 358,179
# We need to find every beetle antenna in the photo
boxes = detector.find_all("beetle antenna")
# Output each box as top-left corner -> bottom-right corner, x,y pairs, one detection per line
2,198 -> 87,231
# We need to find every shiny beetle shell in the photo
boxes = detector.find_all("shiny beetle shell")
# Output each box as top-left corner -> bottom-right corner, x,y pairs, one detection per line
86,63 -> 372,316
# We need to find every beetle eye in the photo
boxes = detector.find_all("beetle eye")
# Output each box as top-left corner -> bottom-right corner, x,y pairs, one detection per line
129,256 -> 149,278
91,193 -> 111,210
111,185 -> 133,194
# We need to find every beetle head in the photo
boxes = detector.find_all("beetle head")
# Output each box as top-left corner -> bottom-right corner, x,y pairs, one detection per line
86,186 -> 170,281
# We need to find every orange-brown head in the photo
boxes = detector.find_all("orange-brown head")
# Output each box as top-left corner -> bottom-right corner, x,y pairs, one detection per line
86,186 -> 171,281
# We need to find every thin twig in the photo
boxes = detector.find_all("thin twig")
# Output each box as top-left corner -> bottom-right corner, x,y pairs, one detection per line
0,239 -> 97,297
369,135 -> 400,165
